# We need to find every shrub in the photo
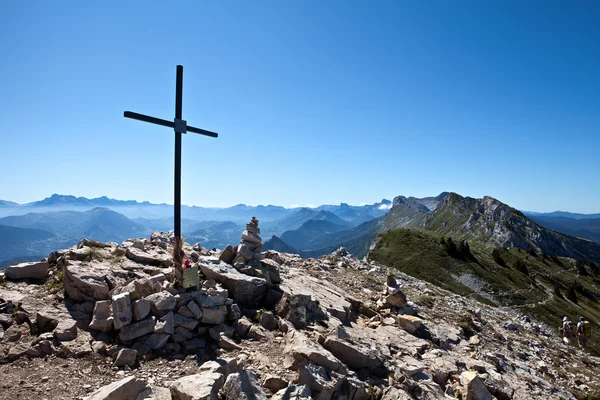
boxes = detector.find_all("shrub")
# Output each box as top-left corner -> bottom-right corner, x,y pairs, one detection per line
514,259 -> 529,276
566,285 -> 578,304
576,259 -> 588,276
492,248 -> 506,267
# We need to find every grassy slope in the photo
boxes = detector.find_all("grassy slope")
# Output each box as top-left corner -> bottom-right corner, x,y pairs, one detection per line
369,228 -> 600,356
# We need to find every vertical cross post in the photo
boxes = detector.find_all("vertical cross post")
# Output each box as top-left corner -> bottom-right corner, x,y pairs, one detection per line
123,65 -> 219,289
173,66 -> 184,283
175,65 -> 183,240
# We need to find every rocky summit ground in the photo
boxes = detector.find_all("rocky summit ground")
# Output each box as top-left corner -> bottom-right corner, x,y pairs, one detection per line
0,232 -> 599,400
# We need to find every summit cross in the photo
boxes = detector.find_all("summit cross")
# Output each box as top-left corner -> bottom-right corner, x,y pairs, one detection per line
124,65 -> 218,284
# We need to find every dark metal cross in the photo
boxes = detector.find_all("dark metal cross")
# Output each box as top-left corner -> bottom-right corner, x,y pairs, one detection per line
124,65 -> 218,241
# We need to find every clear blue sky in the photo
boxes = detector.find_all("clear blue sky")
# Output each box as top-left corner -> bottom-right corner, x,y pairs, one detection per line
1,1 -> 599,212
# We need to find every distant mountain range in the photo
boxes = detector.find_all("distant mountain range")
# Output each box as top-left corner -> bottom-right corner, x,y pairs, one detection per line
265,192 -> 600,262
2,192 -> 600,268
0,194 -> 391,266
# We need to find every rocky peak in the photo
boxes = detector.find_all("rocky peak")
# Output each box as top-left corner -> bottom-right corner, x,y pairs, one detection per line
0,231 -> 599,399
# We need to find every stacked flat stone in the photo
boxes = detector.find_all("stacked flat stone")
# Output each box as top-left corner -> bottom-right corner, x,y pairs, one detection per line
234,217 -> 264,268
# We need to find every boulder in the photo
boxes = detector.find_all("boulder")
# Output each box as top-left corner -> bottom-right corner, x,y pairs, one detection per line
114,348 -> 137,368
2,324 -> 21,342
125,247 -> 172,267
263,375 -> 288,393
460,371 -> 493,400
35,309 -> 59,332
218,245 -> 236,264
146,291 -> 177,313
54,319 -> 78,341
396,356 -> 426,377
64,262 -> 112,302
223,370 -> 267,400
260,258 -> 282,284
186,299 -> 203,320
59,329 -> 93,357
259,311 -> 278,331
169,371 -> 224,400
199,260 -> 268,307
397,315 -> 422,334
89,300 -> 114,332
219,336 -> 242,351
155,312 -> 175,334
174,314 -> 199,331
323,336 -> 383,369
119,317 -> 156,341
271,385 -> 312,400
145,333 -> 170,350
4,261 -> 49,280
112,292 -> 133,330
297,364 -> 334,400
85,376 -> 149,400
284,330 -> 347,374
132,299 -> 151,321
201,306 -> 227,325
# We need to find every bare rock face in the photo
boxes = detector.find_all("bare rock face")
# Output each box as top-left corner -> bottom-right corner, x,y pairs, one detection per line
4,261 -> 49,280
222,370 -> 267,400
169,371 -> 224,400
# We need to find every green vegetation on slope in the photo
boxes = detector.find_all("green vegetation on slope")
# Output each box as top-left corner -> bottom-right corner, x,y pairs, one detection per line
369,228 -> 600,356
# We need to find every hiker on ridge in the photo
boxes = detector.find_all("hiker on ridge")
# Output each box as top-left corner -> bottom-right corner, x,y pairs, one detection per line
576,316 -> 591,349
559,316 -> 574,344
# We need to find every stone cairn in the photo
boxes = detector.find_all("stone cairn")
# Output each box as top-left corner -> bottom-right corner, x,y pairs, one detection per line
219,217 -> 265,270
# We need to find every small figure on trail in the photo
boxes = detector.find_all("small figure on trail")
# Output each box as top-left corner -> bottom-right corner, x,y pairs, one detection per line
559,316 -> 574,344
576,316 -> 592,349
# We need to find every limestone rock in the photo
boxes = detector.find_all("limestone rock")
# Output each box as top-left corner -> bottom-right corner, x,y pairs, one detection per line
222,370 -> 267,400
323,336 -> 383,369
271,385 -> 312,400
89,300 -> 114,332
297,364 -> 334,400
218,245 -> 236,264
114,348 -> 137,368
132,299 -> 151,321
54,319 -> 78,341
263,375 -> 288,393
169,371 -> 224,400
146,291 -> 177,314
119,317 -> 156,341
2,324 -> 21,342
284,330 -> 347,374
85,376 -> 149,400
125,246 -> 172,267
112,292 -> 133,330
460,371 -> 493,400
64,262 -> 111,302
155,312 -> 175,334
200,260 -> 268,308
174,313 -> 199,331
4,261 -> 49,280
397,315 -> 422,334
145,333 -> 170,350
186,299 -> 203,319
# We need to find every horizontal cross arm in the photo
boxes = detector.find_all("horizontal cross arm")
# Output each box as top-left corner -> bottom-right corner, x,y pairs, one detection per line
124,111 -> 174,129
124,111 -> 218,138
187,125 -> 218,138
